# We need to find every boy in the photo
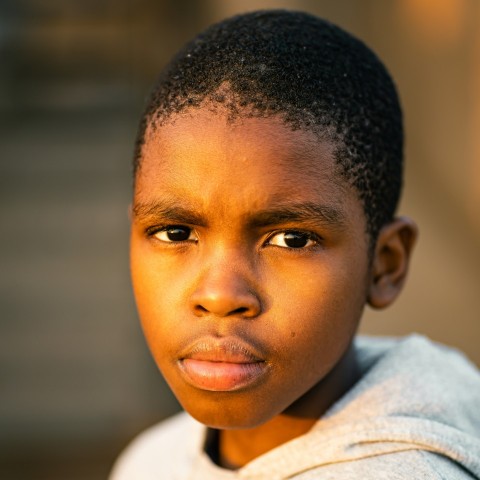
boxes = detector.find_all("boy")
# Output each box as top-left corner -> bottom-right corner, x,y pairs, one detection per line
111,10 -> 480,479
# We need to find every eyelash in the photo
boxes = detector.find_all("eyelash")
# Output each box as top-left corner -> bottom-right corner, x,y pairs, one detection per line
146,225 -> 322,250
147,225 -> 198,244
264,230 -> 321,250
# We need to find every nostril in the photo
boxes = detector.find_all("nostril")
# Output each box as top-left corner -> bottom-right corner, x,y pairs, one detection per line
194,305 -> 209,314
190,287 -> 262,318
232,307 -> 248,315
192,304 -> 255,317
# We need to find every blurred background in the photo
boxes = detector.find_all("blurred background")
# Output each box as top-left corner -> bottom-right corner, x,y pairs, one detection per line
0,0 -> 479,478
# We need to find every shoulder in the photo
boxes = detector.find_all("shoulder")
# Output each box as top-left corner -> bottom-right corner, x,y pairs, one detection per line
295,450 -> 478,479
109,412 -> 204,480
351,334 -> 480,430
355,333 -> 480,390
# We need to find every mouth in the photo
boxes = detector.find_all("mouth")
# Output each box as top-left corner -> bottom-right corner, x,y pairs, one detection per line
177,337 -> 269,392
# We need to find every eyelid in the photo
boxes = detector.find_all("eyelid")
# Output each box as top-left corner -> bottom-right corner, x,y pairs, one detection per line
264,229 -> 321,249
144,225 -> 321,248
147,224 -> 199,243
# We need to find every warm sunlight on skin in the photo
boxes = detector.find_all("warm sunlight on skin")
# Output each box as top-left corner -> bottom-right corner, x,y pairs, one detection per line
129,106 -> 416,468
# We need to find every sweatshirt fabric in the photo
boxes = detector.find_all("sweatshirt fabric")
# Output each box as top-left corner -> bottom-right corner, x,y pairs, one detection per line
109,335 -> 480,479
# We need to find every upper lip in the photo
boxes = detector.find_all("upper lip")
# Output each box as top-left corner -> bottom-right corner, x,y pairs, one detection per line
179,337 -> 265,364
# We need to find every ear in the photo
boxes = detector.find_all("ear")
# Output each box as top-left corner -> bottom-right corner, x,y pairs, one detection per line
367,217 -> 418,309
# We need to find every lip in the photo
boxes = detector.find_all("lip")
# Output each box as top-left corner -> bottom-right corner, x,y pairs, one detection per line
177,337 -> 269,392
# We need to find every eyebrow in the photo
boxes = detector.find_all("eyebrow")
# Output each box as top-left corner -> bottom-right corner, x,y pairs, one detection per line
132,200 -> 346,229
247,202 -> 346,229
132,201 -> 207,226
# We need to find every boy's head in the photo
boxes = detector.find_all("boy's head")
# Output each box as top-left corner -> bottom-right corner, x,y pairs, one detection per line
134,9 -> 404,245
129,10 -> 416,432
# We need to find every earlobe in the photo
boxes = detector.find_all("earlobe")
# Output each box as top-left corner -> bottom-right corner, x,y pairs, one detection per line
367,217 -> 418,309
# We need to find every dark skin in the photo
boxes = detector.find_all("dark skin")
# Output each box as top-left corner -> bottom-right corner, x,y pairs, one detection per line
130,105 -> 417,469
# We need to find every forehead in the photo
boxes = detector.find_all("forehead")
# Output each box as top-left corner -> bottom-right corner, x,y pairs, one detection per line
135,107 -> 361,222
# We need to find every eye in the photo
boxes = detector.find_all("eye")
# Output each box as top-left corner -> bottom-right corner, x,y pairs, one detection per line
153,225 -> 198,243
266,230 -> 318,249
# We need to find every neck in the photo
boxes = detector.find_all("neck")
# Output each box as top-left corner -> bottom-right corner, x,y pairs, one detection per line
211,343 -> 360,469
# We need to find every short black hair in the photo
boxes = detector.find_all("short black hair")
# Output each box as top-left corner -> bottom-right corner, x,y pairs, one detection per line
134,9 -> 403,244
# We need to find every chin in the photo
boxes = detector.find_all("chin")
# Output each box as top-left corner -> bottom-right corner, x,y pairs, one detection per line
179,393 -> 275,430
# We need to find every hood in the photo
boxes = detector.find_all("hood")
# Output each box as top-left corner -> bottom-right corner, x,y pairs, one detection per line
238,335 -> 480,479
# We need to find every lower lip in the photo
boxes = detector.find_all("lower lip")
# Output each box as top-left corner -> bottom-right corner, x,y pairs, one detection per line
179,359 -> 268,391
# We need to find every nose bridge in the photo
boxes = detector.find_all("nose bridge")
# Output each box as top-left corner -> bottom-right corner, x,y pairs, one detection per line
189,243 -> 261,318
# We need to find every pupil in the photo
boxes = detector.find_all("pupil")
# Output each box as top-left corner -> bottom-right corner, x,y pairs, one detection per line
167,227 -> 190,241
284,231 -> 308,248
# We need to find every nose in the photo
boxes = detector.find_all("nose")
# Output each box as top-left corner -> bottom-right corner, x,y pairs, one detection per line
189,258 -> 262,318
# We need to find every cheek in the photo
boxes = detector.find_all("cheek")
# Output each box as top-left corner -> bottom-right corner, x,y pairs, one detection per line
265,254 -> 367,364
130,240 -> 187,355
268,253 -> 367,323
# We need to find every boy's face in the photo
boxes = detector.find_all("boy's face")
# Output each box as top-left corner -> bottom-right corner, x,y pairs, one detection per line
130,106 -> 371,429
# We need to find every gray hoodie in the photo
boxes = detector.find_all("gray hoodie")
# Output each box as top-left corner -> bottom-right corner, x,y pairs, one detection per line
110,335 -> 480,479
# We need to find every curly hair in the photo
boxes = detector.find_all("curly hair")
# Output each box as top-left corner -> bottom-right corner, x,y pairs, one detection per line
134,9 -> 403,243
